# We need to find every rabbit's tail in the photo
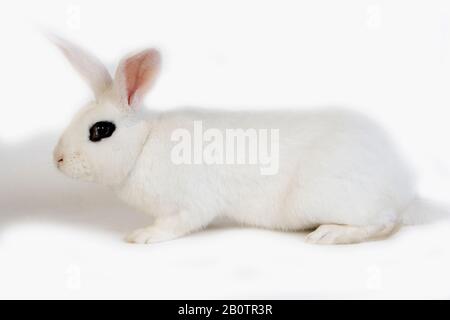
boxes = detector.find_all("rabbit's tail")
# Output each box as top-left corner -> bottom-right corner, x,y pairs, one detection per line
401,197 -> 449,225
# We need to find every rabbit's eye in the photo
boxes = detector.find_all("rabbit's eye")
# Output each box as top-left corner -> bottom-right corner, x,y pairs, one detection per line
89,121 -> 116,142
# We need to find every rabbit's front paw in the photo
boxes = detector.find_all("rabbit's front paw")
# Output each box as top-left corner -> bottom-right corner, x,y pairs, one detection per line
125,227 -> 178,244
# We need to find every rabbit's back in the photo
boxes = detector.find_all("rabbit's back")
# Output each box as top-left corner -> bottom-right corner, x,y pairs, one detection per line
117,108 -> 415,230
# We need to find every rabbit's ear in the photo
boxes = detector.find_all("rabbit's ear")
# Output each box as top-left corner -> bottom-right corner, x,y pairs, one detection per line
113,49 -> 161,110
49,34 -> 112,99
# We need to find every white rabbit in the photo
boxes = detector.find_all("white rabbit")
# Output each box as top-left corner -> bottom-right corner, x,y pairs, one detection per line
51,36 -> 424,245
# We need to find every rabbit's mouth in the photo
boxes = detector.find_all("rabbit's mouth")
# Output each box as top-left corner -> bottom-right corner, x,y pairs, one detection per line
54,151 -> 94,182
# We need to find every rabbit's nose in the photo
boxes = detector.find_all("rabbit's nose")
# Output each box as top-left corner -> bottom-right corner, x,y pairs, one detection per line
54,152 -> 64,166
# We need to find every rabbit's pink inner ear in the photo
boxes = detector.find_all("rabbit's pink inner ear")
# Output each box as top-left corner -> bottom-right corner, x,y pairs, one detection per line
123,49 -> 161,107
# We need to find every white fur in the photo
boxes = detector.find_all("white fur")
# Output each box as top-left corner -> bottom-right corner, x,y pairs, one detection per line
52,37 -> 420,245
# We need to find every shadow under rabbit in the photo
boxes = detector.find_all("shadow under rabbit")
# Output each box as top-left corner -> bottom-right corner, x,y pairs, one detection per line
0,134 -> 152,234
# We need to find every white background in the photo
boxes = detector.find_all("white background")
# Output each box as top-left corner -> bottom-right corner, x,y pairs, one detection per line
1,0 -> 450,299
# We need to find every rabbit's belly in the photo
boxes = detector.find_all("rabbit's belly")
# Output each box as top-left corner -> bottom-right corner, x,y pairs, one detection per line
221,189 -> 314,231
225,205 -> 313,230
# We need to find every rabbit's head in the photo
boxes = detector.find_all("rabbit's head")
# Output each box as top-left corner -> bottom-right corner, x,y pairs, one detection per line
51,36 -> 160,186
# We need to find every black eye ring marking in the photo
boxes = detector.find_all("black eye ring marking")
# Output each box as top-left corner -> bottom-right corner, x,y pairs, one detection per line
89,121 -> 116,142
